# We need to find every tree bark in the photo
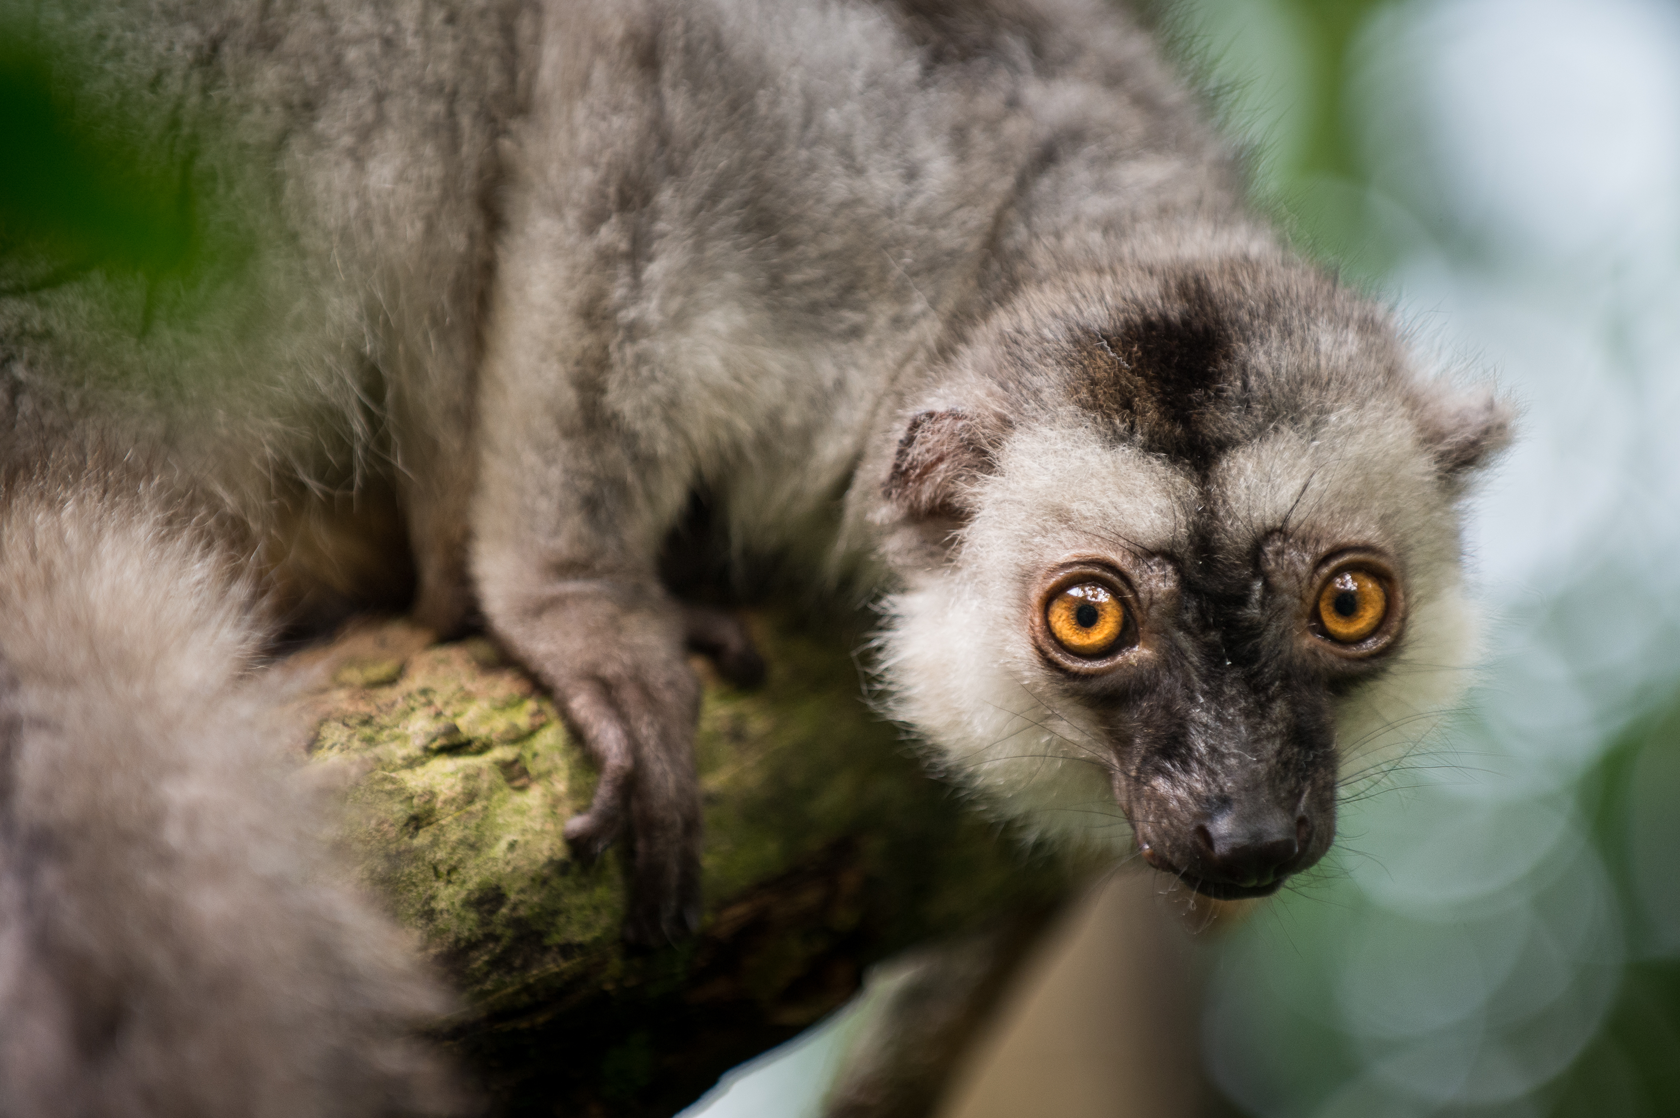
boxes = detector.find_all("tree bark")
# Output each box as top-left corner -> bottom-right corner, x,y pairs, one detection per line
292,609 -> 1093,1117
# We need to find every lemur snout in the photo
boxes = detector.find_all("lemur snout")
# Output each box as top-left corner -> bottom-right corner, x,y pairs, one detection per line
1140,799 -> 1321,900
1189,803 -> 1308,890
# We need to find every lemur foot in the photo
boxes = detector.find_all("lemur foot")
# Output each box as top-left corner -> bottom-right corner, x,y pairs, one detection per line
491,584 -> 704,945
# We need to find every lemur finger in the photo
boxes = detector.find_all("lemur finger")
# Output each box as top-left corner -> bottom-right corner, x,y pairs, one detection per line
557,679 -> 634,863
619,674 -> 704,946
624,784 -> 703,945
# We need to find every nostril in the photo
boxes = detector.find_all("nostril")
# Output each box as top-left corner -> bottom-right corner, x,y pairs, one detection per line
1296,814 -> 1312,852
1194,823 -> 1216,858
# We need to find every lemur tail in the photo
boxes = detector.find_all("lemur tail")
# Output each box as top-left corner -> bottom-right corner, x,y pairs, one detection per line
0,449 -> 463,1117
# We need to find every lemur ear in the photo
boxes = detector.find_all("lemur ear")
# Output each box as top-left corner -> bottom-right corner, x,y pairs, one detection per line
1415,384 -> 1515,478
881,409 -> 999,521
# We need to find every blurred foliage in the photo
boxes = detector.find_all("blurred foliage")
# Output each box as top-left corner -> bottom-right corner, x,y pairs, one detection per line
0,35 -> 195,281
0,9 -> 287,415
0,13 -> 258,302
1562,697 -> 1680,1118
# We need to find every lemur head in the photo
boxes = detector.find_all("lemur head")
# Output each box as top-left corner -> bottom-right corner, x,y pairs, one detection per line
875,259 -> 1510,899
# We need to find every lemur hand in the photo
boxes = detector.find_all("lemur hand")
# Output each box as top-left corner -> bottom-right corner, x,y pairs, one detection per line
498,583 -> 704,945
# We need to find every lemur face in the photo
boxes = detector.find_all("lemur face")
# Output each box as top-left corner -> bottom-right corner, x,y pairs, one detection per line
882,419 -> 1473,897
874,268 -> 1506,898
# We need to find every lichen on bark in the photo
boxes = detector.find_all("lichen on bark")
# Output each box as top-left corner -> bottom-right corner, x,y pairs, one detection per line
296,610 -> 1090,1116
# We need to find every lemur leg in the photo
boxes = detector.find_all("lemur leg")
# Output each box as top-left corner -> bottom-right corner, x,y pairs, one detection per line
471,438 -> 705,944
466,3 -> 785,940
468,1 -> 741,944
470,234 -> 709,943
472,553 -> 763,941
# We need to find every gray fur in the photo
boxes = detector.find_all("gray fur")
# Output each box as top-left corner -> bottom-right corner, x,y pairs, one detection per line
0,444 -> 461,1116
0,0 -> 1507,1109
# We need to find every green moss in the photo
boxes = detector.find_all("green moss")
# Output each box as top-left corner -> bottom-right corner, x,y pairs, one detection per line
332,658 -> 406,688
307,611 -> 1088,1115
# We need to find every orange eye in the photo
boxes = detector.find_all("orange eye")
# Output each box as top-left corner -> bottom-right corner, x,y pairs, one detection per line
1316,568 -> 1388,644
1045,582 -> 1126,657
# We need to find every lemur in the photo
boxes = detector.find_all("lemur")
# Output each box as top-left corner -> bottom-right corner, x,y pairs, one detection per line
0,0 -> 1507,1111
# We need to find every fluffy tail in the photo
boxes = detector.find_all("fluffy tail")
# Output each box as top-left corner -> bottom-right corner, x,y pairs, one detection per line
0,452 -> 463,1117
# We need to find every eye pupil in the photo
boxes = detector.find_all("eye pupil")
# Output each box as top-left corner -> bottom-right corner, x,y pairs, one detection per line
1333,590 -> 1359,618
1074,603 -> 1099,628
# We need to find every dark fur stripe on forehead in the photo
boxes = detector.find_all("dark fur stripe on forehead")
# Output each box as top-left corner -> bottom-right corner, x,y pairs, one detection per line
1070,272 -> 1237,472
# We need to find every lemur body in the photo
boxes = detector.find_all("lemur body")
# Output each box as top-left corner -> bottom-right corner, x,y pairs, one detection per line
0,0 -> 1506,1110
476,0 -> 1504,927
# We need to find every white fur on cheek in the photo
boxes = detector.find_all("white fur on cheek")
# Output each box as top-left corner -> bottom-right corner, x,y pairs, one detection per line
878,578 -> 1132,852
874,425 -> 1198,854
1334,577 -> 1483,792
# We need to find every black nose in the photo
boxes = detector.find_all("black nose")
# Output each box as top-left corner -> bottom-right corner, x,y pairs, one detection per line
1189,804 -> 1306,890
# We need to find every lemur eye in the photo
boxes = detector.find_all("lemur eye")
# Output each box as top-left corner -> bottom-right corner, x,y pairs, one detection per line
1315,568 -> 1388,644
1046,582 -> 1125,657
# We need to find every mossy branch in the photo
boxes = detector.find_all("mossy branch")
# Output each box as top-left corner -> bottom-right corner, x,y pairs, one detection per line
295,611 -> 1089,1117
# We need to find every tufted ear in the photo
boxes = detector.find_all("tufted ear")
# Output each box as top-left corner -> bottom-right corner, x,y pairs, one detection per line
1415,384 -> 1515,479
880,409 -> 1000,521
